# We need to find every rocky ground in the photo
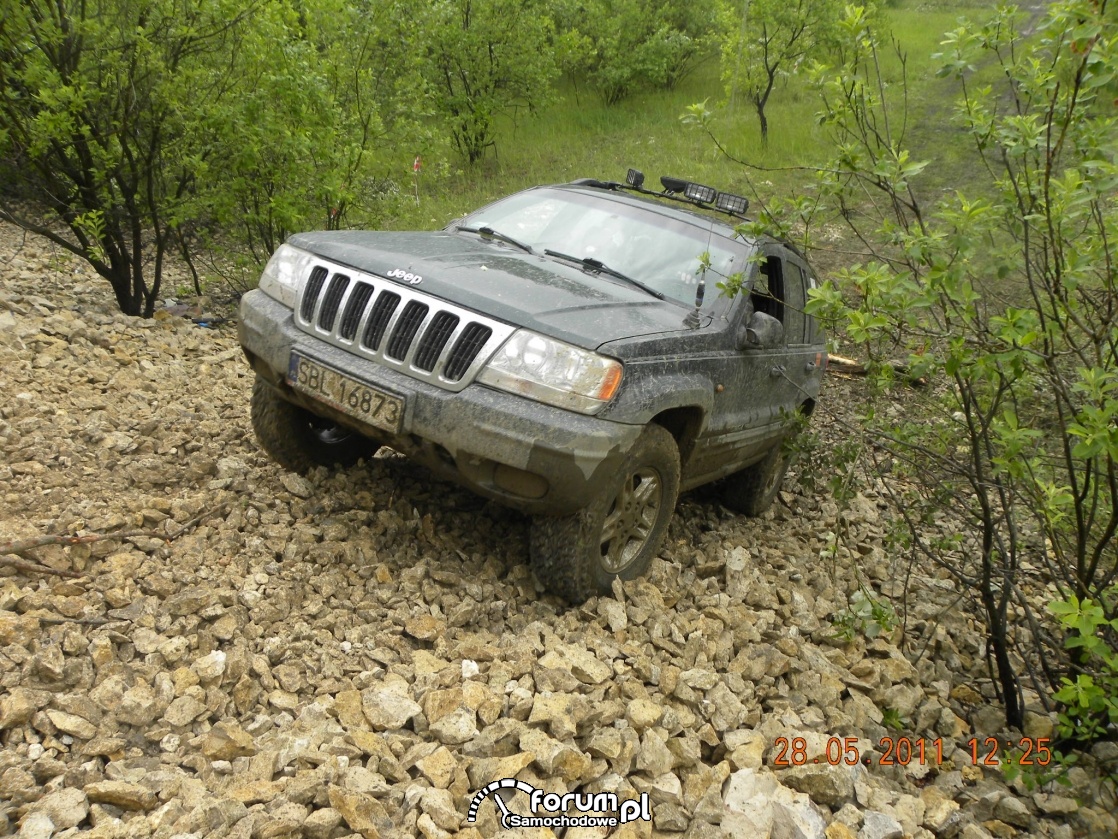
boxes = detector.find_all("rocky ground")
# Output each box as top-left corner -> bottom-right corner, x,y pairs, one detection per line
0,221 -> 1115,839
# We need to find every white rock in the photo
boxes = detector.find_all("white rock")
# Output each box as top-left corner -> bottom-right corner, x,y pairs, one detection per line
722,769 -> 825,839
860,811 -> 904,839
192,650 -> 227,682
361,688 -> 421,730
18,813 -> 55,839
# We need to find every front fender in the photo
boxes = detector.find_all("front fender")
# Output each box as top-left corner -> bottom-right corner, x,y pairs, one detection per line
598,370 -> 713,427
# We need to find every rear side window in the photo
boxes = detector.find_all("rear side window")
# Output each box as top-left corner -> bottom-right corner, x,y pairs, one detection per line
751,256 -> 785,324
783,261 -> 809,345
785,261 -> 820,345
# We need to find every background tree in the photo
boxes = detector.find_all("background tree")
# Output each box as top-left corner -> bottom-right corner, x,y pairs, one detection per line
191,0 -> 428,267
718,0 -> 843,143
418,0 -> 560,163
0,0 -> 257,316
554,0 -> 720,105
798,2 -> 1117,732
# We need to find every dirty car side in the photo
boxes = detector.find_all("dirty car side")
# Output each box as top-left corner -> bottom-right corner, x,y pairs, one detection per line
238,180 -> 826,602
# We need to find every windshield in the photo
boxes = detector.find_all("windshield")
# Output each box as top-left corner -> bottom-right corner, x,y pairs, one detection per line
459,187 -> 747,307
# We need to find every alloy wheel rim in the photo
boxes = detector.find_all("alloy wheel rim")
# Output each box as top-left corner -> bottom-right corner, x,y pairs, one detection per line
600,466 -> 662,574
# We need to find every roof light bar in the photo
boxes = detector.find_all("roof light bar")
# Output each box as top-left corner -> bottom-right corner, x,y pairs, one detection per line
618,169 -> 750,220
660,176 -> 687,195
716,192 -> 749,215
684,182 -> 716,204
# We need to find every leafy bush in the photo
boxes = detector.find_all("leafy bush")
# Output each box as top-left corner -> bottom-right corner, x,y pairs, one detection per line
417,0 -> 560,163
800,1 -> 1118,731
0,0 -> 428,313
555,0 -> 719,105
0,0 -> 259,315
692,0 -> 1118,734
1050,590 -> 1118,741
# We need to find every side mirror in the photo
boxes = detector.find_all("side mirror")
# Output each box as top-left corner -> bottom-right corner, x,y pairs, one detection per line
741,311 -> 784,350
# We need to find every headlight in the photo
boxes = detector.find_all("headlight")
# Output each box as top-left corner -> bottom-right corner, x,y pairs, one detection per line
259,244 -> 316,308
478,330 -> 623,415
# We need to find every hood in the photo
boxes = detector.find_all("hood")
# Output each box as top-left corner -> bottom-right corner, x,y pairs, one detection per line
288,230 -> 701,349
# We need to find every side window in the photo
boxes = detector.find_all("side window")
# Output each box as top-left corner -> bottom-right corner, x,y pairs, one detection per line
783,262 -> 809,345
751,256 -> 785,324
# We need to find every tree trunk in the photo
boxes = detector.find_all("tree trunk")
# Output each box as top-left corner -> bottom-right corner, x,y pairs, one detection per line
983,580 -> 1024,730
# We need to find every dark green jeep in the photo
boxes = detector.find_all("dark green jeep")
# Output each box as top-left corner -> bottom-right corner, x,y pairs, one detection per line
238,171 -> 826,602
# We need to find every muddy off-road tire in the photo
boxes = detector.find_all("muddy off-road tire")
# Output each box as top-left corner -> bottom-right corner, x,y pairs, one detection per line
530,424 -> 680,603
721,440 -> 789,516
251,376 -> 376,473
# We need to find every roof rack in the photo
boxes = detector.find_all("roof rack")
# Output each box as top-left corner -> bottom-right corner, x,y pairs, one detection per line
570,170 -> 750,220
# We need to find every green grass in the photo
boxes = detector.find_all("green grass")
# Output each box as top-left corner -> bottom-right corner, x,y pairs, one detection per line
380,0 -> 1004,237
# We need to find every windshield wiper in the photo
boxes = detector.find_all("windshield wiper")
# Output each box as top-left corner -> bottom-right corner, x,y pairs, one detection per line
543,249 -> 666,301
457,225 -> 534,255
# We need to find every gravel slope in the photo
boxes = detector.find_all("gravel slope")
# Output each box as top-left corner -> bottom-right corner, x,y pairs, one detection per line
1,224 -> 1114,839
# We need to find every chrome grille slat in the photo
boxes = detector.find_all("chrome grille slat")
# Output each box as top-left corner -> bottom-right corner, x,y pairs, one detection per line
294,262 -> 514,392
338,282 -> 375,341
415,312 -> 460,372
362,291 -> 400,351
386,301 -> 429,361
317,274 -> 350,331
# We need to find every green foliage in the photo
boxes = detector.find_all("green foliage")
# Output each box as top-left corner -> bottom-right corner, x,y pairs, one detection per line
417,0 -> 560,163
0,0 -> 257,315
1050,590 -> 1118,741
880,706 -> 905,731
832,588 -> 898,641
554,0 -> 720,105
718,0 -> 845,142
1001,747 -> 1077,792
797,0 -> 1118,732
191,0 -> 426,263
0,0 -> 437,309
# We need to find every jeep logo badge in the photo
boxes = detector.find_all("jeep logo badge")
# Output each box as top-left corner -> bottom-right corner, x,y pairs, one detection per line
387,268 -> 422,285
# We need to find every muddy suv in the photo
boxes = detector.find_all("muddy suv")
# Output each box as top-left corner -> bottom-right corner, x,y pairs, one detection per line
239,170 -> 826,602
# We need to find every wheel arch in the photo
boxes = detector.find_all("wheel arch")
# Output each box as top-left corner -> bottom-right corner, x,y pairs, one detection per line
651,405 -> 704,466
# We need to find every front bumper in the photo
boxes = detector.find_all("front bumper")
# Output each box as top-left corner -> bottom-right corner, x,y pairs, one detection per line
239,289 -> 641,515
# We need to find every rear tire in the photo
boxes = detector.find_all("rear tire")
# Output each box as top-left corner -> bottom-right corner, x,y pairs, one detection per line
530,425 -> 680,603
250,376 -> 377,473
721,441 -> 789,516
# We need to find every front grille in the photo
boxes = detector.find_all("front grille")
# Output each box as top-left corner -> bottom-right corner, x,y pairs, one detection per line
294,263 -> 513,392
445,323 -> 493,381
318,274 -> 350,331
362,292 -> 400,351
300,267 -> 328,322
414,312 -> 459,372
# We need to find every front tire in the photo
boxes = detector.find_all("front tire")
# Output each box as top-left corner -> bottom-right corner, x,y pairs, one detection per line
250,376 -> 377,473
530,425 -> 680,603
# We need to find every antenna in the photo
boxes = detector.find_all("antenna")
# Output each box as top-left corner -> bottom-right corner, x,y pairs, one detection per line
684,277 -> 705,328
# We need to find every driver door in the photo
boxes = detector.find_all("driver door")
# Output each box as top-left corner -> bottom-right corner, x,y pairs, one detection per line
682,246 -> 801,486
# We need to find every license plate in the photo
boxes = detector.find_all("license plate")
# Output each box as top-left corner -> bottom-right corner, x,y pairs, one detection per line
287,354 -> 403,434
